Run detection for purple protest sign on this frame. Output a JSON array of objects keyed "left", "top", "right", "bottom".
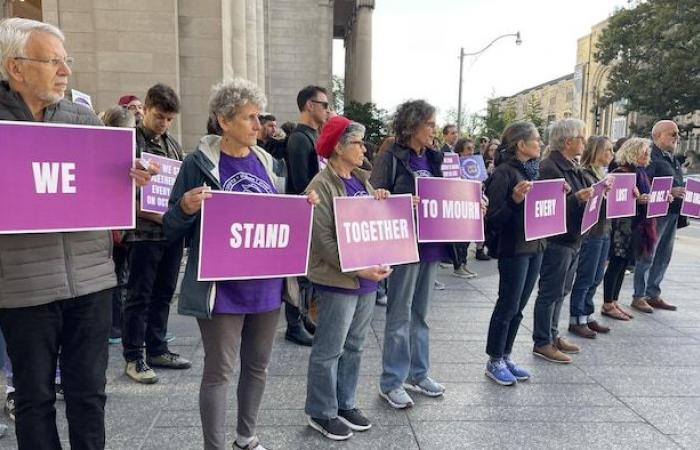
[
  {"left": 524, "top": 179, "right": 567, "bottom": 241},
  {"left": 140, "top": 154, "right": 182, "bottom": 215},
  {"left": 580, "top": 179, "right": 607, "bottom": 234},
  {"left": 459, "top": 155, "right": 488, "bottom": 181},
  {"left": 681, "top": 178, "right": 700, "bottom": 218},
  {"left": 415, "top": 177, "right": 484, "bottom": 242},
  {"left": 647, "top": 176, "right": 673, "bottom": 218},
  {"left": 441, "top": 153, "right": 460, "bottom": 178},
  {"left": 334, "top": 194, "right": 419, "bottom": 272},
  {"left": 198, "top": 191, "right": 313, "bottom": 280},
  {"left": 606, "top": 172, "right": 636, "bottom": 219},
  {"left": 0, "top": 121, "right": 135, "bottom": 234}
]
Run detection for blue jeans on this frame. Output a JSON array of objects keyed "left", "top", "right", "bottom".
[
  {"left": 486, "top": 253, "right": 543, "bottom": 359},
  {"left": 570, "top": 235, "right": 610, "bottom": 322},
  {"left": 533, "top": 242, "right": 580, "bottom": 348},
  {"left": 305, "top": 290, "right": 375, "bottom": 419},
  {"left": 634, "top": 213, "right": 678, "bottom": 299},
  {"left": 380, "top": 261, "right": 438, "bottom": 393}
]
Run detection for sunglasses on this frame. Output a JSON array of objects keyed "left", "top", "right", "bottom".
[{"left": 311, "top": 100, "right": 329, "bottom": 110}]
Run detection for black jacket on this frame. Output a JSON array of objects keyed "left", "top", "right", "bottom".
[
  {"left": 485, "top": 158, "right": 545, "bottom": 258},
  {"left": 646, "top": 143, "right": 684, "bottom": 214},
  {"left": 285, "top": 124, "right": 318, "bottom": 194},
  {"left": 538, "top": 150, "right": 591, "bottom": 247},
  {"left": 370, "top": 142, "right": 444, "bottom": 194}
]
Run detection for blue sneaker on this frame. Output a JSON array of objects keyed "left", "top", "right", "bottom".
[
  {"left": 504, "top": 358, "right": 531, "bottom": 381},
  {"left": 485, "top": 359, "right": 517, "bottom": 386}
]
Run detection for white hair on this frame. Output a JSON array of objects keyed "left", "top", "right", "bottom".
[
  {"left": 209, "top": 77, "right": 267, "bottom": 122},
  {"left": 651, "top": 120, "right": 677, "bottom": 140},
  {"left": 548, "top": 118, "right": 585, "bottom": 153},
  {"left": 0, "top": 18, "right": 65, "bottom": 81}
]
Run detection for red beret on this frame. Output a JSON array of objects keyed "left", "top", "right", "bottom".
[
  {"left": 118, "top": 95, "right": 140, "bottom": 106},
  {"left": 316, "top": 115, "right": 352, "bottom": 159}
]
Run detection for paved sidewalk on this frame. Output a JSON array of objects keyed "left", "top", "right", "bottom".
[{"left": 2, "top": 222, "right": 700, "bottom": 449}]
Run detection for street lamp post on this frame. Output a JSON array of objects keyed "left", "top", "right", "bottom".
[{"left": 457, "top": 31, "right": 522, "bottom": 133}]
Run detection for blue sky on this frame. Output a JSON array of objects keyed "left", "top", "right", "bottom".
[{"left": 333, "top": 0, "right": 629, "bottom": 121}]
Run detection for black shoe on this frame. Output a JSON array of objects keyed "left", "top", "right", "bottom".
[
  {"left": 4, "top": 392, "right": 15, "bottom": 422},
  {"left": 475, "top": 249, "right": 491, "bottom": 261},
  {"left": 303, "top": 315, "right": 316, "bottom": 335},
  {"left": 307, "top": 416, "right": 353, "bottom": 441},
  {"left": 338, "top": 408, "right": 372, "bottom": 431},
  {"left": 285, "top": 324, "right": 313, "bottom": 346}
]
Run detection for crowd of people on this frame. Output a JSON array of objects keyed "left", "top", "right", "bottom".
[{"left": 0, "top": 17, "right": 690, "bottom": 450}]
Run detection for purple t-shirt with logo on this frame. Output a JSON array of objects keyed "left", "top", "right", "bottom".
[
  {"left": 409, "top": 151, "right": 450, "bottom": 263},
  {"left": 213, "top": 150, "right": 283, "bottom": 315},
  {"left": 315, "top": 174, "right": 378, "bottom": 296}
]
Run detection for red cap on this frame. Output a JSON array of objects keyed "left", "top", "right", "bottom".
[
  {"left": 118, "top": 95, "right": 140, "bottom": 106},
  {"left": 316, "top": 115, "right": 352, "bottom": 159}
]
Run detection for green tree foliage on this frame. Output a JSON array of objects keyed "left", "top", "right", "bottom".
[
  {"left": 343, "top": 101, "right": 389, "bottom": 146},
  {"left": 331, "top": 75, "right": 345, "bottom": 113},
  {"left": 443, "top": 107, "right": 485, "bottom": 138},
  {"left": 523, "top": 94, "right": 546, "bottom": 136},
  {"left": 595, "top": 0, "right": 700, "bottom": 123},
  {"left": 483, "top": 98, "right": 517, "bottom": 138}
]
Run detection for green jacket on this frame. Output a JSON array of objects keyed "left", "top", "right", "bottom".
[{"left": 305, "top": 164, "right": 375, "bottom": 290}]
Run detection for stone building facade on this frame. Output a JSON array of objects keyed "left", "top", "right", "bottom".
[
  {"left": 492, "top": 74, "right": 574, "bottom": 129},
  {"left": 1, "top": 0, "right": 375, "bottom": 150}
]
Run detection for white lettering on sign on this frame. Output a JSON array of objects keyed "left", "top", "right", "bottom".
[
  {"left": 588, "top": 196, "right": 599, "bottom": 212},
  {"left": 152, "top": 185, "right": 171, "bottom": 196},
  {"left": 616, "top": 188, "right": 628, "bottom": 202},
  {"left": 535, "top": 199, "right": 556, "bottom": 218},
  {"left": 650, "top": 191, "right": 666, "bottom": 202},
  {"left": 229, "top": 223, "right": 290, "bottom": 248},
  {"left": 32, "top": 162, "right": 76, "bottom": 194},
  {"left": 420, "top": 199, "right": 439, "bottom": 218},
  {"left": 442, "top": 200, "right": 480, "bottom": 219},
  {"left": 692, "top": 192, "right": 700, "bottom": 205},
  {"left": 342, "top": 219, "right": 410, "bottom": 243}
]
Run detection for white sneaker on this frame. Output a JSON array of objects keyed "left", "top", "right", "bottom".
[
  {"left": 379, "top": 387, "right": 414, "bottom": 409},
  {"left": 433, "top": 280, "right": 446, "bottom": 290}
]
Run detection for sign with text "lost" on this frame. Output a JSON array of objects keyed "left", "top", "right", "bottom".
[
  {"left": 198, "top": 191, "right": 313, "bottom": 281},
  {"left": 416, "top": 177, "right": 484, "bottom": 243},
  {"left": 333, "top": 194, "right": 419, "bottom": 272},
  {"left": 0, "top": 121, "right": 135, "bottom": 234},
  {"left": 524, "top": 179, "right": 567, "bottom": 241}
]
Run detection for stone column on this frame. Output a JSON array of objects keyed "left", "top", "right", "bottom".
[
  {"left": 349, "top": 0, "right": 374, "bottom": 104},
  {"left": 256, "top": 0, "right": 265, "bottom": 92},
  {"left": 231, "top": 0, "right": 247, "bottom": 78},
  {"left": 344, "top": 26, "right": 355, "bottom": 103},
  {"left": 245, "top": 0, "right": 258, "bottom": 83}
]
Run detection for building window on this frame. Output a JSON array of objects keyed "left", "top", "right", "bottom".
[
  {"left": 3, "top": 0, "right": 42, "bottom": 20},
  {"left": 564, "top": 111, "right": 572, "bottom": 118}
]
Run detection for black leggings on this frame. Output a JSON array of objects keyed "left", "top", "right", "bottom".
[{"left": 603, "top": 255, "right": 628, "bottom": 302}]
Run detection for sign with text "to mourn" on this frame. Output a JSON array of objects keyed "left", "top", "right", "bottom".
[
  {"left": 198, "top": 191, "right": 313, "bottom": 281},
  {"left": 0, "top": 121, "right": 135, "bottom": 234},
  {"left": 646, "top": 176, "right": 673, "bottom": 218},
  {"left": 606, "top": 172, "right": 636, "bottom": 219},
  {"left": 333, "top": 194, "right": 419, "bottom": 272},
  {"left": 415, "top": 177, "right": 484, "bottom": 243},
  {"left": 139, "top": 154, "right": 182, "bottom": 215},
  {"left": 524, "top": 179, "right": 567, "bottom": 241}
]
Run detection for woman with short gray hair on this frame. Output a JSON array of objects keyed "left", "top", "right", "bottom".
[{"left": 163, "top": 77, "right": 318, "bottom": 450}]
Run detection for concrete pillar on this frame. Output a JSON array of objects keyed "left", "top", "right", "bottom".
[
  {"left": 351, "top": 0, "right": 373, "bottom": 104},
  {"left": 231, "top": 0, "right": 247, "bottom": 78},
  {"left": 344, "top": 26, "right": 355, "bottom": 103},
  {"left": 256, "top": 0, "right": 265, "bottom": 92},
  {"left": 246, "top": 0, "right": 258, "bottom": 83}
]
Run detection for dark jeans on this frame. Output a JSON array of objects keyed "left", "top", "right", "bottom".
[
  {"left": 0, "top": 289, "right": 111, "bottom": 450},
  {"left": 533, "top": 242, "right": 580, "bottom": 347},
  {"left": 570, "top": 235, "right": 610, "bottom": 321},
  {"left": 451, "top": 242, "right": 469, "bottom": 270},
  {"left": 603, "top": 255, "right": 628, "bottom": 302},
  {"left": 111, "top": 244, "right": 129, "bottom": 339},
  {"left": 123, "top": 240, "right": 183, "bottom": 362},
  {"left": 486, "top": 253, "right": 543, "bottom": 359}
]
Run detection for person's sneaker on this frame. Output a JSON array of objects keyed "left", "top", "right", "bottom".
[
  {"left": 463, "top": 266, "right": 478, "bottom": 278},
  {"left": 379, "top": 387, "right": 414, "bottom": 409},
  {"left": 404, "top": 376, "right": 445, "bottom": 397},
  {"left": 452, "top": 265, "right": 477, "bottom": 279},
  {"left": 587, "top": 320, "right": 610, "bottom": 334},
  {"left": 568, "top": 323, "right": 597, "bottom": 339},
  {"left": 4, "top": 392, "right": 15, "bottom": 421},
  {"left": 532, "top": 344, "right": 572, "bottom": 364},
  {"left": 233, "top": 437, "right": 267, "bottom": 449},
  {"left": 338, "top": 408, "right": 372, "bottom": 431},
  {"left": 631, "top": 297, "right": 654, "bottom": 313},
  {"left": 125, "top": 359, "right": 158, "bottom": 384},
  {"left": 485, "top": 359, "right": 517, "bottom": 386},
  {"left": 307, "top": 416, "right": 353, "bottom": 441},
  {"left": 433, "top": 280, "right": 446, "bottom": 290},
  {"left": 555, "top": 337, "right": 581, "bottom": 354},
  {"left": 475, "top": 248, "right": 491, "bottom": 261},
  {"left": 376, "top": 295, "right": 388, "bottom": 306},
  {"left": 108, "top": 336, "right": 122, "bottom": 345},
  {"left": 147, "top": 351, "right": 192, "bottom": 369},
  {"left": 55, "top": 383, "right": 64, "bottom": 400},
  {"left": 504, "top": 358, "right": 531, "bottom": 381}
]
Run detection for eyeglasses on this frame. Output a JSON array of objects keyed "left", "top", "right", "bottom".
[
  {"left": 14, "top": 56, "right": 74, "bottom": 68},
  {"left": 347, "top": 140, "right": 366, "bottom": 147},
  {"left": 311, "top": 100, "right": 330, "bottom": 110}
]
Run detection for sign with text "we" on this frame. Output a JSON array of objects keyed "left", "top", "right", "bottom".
[{"left": 0, "top": 121, "right": 135, "bottom": 234}]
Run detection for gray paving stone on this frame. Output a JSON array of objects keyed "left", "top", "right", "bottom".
[
  {"left": 622, "top": 397, "right": 700, "bottom": 435},
  {"left": 582, "top": 366, "right": 700, "bottom": 397},
  {"left": 668, "top": 434, "right": 700, "bottom": 449}
]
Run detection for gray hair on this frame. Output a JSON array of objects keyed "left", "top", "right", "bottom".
[
  {"left": 651, "top": 120, "right": 677, "bottom": 139},
  {"left": 208, "top": 77, "right": 267, "bottom": 123},
  {"left": 329, "top": 122, "right": 366, "bottom": 159},
  {"left": 0, "top": 18, "right": 65, "bottom": 81},
  {"left": 548, "top": 118, "right": 585, "bottom": 153},
  {"left": 616, "top": 137, "right": 650, "bottom": 166},
  {"left": 392, "top": 99, "right": 436, "bottom": 145},
  {"left": 101, "top": 105, "right": 136, "bottom": 128}
]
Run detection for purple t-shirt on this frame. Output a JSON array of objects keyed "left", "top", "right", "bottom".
[
  {"left": 315, "top": 175, "right": 378, "bottom": 296},
  {"left": 409, "top": 151, "right": 450, "bottom": 263},
  {"left": 212, "top": 150, "right": 283, "bottom": 315}
]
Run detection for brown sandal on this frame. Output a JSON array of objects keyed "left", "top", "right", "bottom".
[{"left": 601, "top": 304, "right": 630, "bottom": 321}]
